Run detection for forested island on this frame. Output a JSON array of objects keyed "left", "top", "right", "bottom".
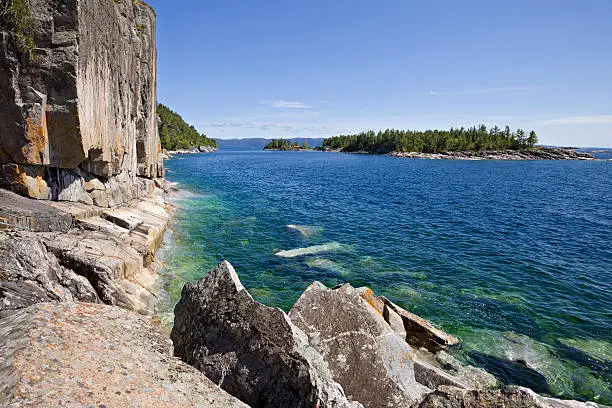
[
  {"left": 323, "top": 125, "right": 538, "bottom": 153},
  {"left": 321, "top": 126, "right": 595, "bottom": 160},
  {"left": 263, "top": 138, "right": 312, "bottom": 150},
  {"left": 157, "top": 103, "right": 217, "bottom": 151}
]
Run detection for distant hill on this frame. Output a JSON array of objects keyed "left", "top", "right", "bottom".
[
  {"left": 578, "top": 147, "right": 612, "bottom": 160},
  {"left": 158, "top": 104, "right": 217, "bottom": 150},
  {"left": 215, "top": 138, "right": 324, "bottom": 150}
]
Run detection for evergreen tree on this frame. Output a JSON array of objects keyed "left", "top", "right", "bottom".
[
  {"left": 322, "top": 125, "right": 540, "bottom": 154},
  {"left": 157, "top": 103, "right": 217, "bottom": 150}
]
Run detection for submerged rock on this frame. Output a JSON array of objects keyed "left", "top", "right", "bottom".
[
  {"left": 0, "top": 302, "right": 247, "bottom": 407},
  {"left": 171, "top": 260, "right": 360, "bottom": 408},
  {"left": 286, "top": 224, "right": 323, "bottom": 238},
  {"left": 306, "top": 258, "right": 349, "bottom": 276},
  {"left": 289, "top": 282, "right": 430, "bottom": 407},
  {"left": 413, "top": 385, "right": 601, "bottom": 408},
  {"left": 414, "top": 349, "right": 498, "bottom": 390},
  {"left": 276, "top": 242, "right": 344, "bottom": 258}
]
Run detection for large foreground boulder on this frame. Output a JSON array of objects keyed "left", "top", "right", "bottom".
[
  {"left": 289, "top": 282, "right": 430, "bottom": 407},
  {"left": 0, "top": 302, "right": 248, "bottom": 407},
  {"left": 413, "top": 386, "right": 601, "bottom": 408},
  {"left": 171, "top": 260, "right": 360, "bottom": 408}
]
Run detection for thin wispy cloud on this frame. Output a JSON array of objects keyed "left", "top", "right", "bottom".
[
  {"left": 536, "top": 115, "right": 612, "bottom": 126},
  {"left": 428, "top": 86, "right": 531, "bottom": 96},
  {"left": 261, "top": 100, "right": 313, "bottom": 109}
]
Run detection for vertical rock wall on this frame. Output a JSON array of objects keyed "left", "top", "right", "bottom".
[{"left": 0, "top": 0, "right": 162, "bottom": 205}]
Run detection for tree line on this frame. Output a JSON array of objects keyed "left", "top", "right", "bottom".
[
  {"left": 263, "top": 139, "right": 310, "bottom": 150},
  {"left": 322, "top": 125, "right": 538, "bottom": 154},
  {"left": 157, "top": 103, "right": 217, "bottom": 150}
]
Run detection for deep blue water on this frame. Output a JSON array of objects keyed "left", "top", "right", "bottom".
[{"left": 159, "top": 151, "right": 612, "bottom": 403}]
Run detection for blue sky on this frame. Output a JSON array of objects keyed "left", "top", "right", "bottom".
[{"left": 147, "top": 0, "right": 612, "bottom": 147}]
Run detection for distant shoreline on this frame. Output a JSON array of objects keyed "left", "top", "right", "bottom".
[
  {"left": 388, "top": 148, "right": 596, "bottom": 161},
  {"left": 318, "top": 147, "right": 595, "bottom": 160}
]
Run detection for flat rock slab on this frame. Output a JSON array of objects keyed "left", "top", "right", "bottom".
[
  {"left": 289, "top": 282, "right": 430, "bottom": 408},
  {"left": 102, "top": 208, "right": 144, "bottom": 230},
  {"left": 45, "top": 200, "right": 104, "bottom": 220},
  {"left": 0, "top": 189, "right": 73, "bottom": 232},
  {"left": 381, "top": 297, "right": 459, "bottom": 352},
  {"left": 275, "top": 242, "right": 344, "bottom": 258},
  {"left": 0, "top": 302, "right": 248, "bottom": 407},
  {"left": 77, "top": 216, "right": 130, "bottom": 238},
  {"left": 132, "top": 199, "right": 171, "bottom": 220},
  {"left": 171, "top": 260, "right": 360, "bottom": 408}
]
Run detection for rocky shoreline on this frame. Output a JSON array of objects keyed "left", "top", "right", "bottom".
[
  {"left": 3, "top": 252, "right": 606, "bottom": 406},
  {"left": 0, "top": 180, "right": 175, "bottom": 317},
  {"left": 162, "top": 146, "right": 219, "bottom": 159},
  {"left": 389, "top": 148, "right": 596, "bottom": 160}
]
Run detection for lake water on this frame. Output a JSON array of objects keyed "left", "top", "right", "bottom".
[{"left": 159, "top": 151, "right": 611, "bottom": 404}]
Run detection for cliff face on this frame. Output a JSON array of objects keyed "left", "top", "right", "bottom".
[{"left": 0, "top": 0, "right": 163, "bottom": 206}]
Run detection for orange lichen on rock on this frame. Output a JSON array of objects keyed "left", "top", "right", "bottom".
[
  {"left": 24, "top": 115, "right": 49, "bottom": 165},
  {"left": 357, "top": 286, "right": 385, "bottom": 315}
]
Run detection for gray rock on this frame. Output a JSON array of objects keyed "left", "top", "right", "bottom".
[
  {"left": 0, "top": 188, "right": 73, "bottom": 232},
  {"left": 44, "top": 229, "right": 157, "bottom": 315},
  {"left": 82, "top": 177, "right": 105, "bottom": 192},
  {"left": 0, "top": 302, "right": 248, "bottom": 407},
  {"left": 412, "top": 386, "right": 602, "bottom": 408},
  {"left": 77, "top": 216, "right": 130, "bottom": 238},
  {"left": 289, "top": 282, "right": 430, "bottom": 408},
  {"left": 426, "top": 350, "right": 498, "bottom": 389},
  {"left": 0, "top": 231, "right": 99, "bottom": 313},
  {"left": 171, "top": 260, "right": 360, "bottom": 408},
  {"left": 413, "top": 359, "right": 470, "bottom": 390},
  {"left": 381, "top": 297, "right": 459, "bottom": 352},
  {"left": 389, "top": 149, "right": 595, "bottom": 161},
  {"left": 102, "top": 208, "right": 144, "bottom": 230}
]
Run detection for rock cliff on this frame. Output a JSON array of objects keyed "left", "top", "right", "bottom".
[{"left": 0, "top": 0, "right": 163, "bottom": 206}]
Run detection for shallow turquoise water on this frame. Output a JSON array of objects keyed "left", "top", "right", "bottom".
[{"left": 159, "top": 151, "right": 611, "bottom": 403}]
